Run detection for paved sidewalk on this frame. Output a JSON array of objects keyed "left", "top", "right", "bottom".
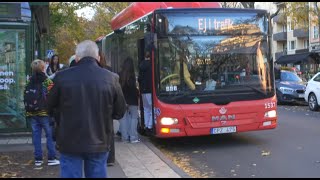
[
  {"left": 115, "top": 138, "right": 180, "bottom": 178},
  {"left": 0, "top": 121, "right": 188, "bottom": 178}
]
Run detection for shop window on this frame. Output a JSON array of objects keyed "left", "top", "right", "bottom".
[{"left": 0, "top": 28, "right": 27, "bottom": 130}]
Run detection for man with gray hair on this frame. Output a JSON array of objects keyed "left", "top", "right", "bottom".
[{"left": 48, "top": 40, "right": 126, "bottom": 178}]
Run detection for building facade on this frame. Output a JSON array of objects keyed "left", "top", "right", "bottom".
[
  {"left": 309, "top": 2, "right": 320, "bottom": 53},
  {"left": 273, "top": 2, "right": 320, "bottom": 80},
  {"left": 0, "top": 2, "right": 49, "bottom": 132}
]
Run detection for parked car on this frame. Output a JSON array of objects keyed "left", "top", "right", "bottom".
[
  {"left": 304, "top": 72, "right": 320, "bottom": 111},
  {"left": 275, "top": 70, "right": 307, "bottom": 104}
]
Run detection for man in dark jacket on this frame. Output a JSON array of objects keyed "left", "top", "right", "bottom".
[
  {"left": 47, "top": 40, "right": 126, "bottom": 178},
  {"left": 138, "top": 51, "right": 153, "bottom": 135}
]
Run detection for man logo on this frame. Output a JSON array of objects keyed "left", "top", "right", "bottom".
[
  {"left": 212, "top": 107, "right": 236, "bottom": 121},
  {"left": 219, "top": 107, "right": 227, "bottom": 114},
  {"left": 212, "top": 115, "right": 236, "bottom": 121}
]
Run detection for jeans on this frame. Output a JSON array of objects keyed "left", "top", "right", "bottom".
[
  {"left": 29, "top": 116, "right": 56, "bottom": 160},
  {"left": 60, "top": 152, "right": 109, "bottom": 178},
  {"left": 142, "top": 93, "right": 152, "bottom": 129},
  {"left": 120, "top": 105, "right": 139, "bottom": 141}
]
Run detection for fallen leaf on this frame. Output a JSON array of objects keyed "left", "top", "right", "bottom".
[
  {"left": 233, "top": 174, "right": 237, "bottom": 176},
  {"left": 251, "top": 175, "right": 256, "bottom": 177},
  {"left": 315, "top": 161, "right": 320, "bottom": 163},
  {"left": 252, "top": 163, "right": 257, "bottom": 166},
  {"left": 1, "top": 173, "right": 6, "bottom": 178},
  {"left": 236, "top": 164, "right": 240, "bottom": 167},
  {"left": 0, "top": 155, "right": 9, "bottom": 160},
  {"left": 230, "top": 169, "right": 235, "bottom": 173},
  {"left": 261, "top": 150, "right": 271, "bottom": 156},
  {"left": 1, "top": 172, "right": 17, "bottom": 178},
  {"left": 27, "top": 160, "right": 33, "bottom": 165},
  {"left": 193, "top": 151, "right": 199, "bottom": 154},
  {"left": 10, "top": 173, "right": 17, "bottom": 177},
  {"left": 202, "top": 151, "right": 205, "bottom": 154}
]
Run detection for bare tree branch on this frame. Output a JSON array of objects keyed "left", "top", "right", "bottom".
[{"left": 240, "top": 2, "right": 255, "bottom": 9}]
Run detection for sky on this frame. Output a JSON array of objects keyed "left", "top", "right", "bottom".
[{"left": 75, "top": 6, "right": 95, "bottom": 20}]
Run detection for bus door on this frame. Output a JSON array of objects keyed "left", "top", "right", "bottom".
[{"left": 137, "top": 38, "right": 146, "bottom": 132}]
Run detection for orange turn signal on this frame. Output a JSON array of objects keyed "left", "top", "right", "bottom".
[{"left": 161, "top": 128, "right": 170, "bottom": 133}]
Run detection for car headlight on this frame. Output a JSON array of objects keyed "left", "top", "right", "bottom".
[
  {"left": 160, "top": 117, "right": 178, "bottom": 125},
  {"left": 279, "top": 87, "right": 294, "bottom": 93}
]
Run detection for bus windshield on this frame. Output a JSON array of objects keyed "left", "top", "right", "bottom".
[{"left": 155, "top": 10, "right": 274, "bottom": 104}]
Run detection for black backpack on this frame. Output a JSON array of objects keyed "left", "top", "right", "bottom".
[{"left": 24, "top": 82, "right": 47, "bottom": 112}]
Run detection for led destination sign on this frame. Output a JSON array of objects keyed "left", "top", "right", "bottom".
[
  {"left": 198, "top": 18, "right": 233, "bottom": 32},
  {"left": 157, "top": 12, "right": 267, "bottom": 36}
]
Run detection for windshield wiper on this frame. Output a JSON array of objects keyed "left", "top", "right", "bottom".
[
  {"left": 243, "top": 85, "right": 267, "bottom": 96},
  {"left": 169, "top": 91, "right": 193, "bottom": 102}
]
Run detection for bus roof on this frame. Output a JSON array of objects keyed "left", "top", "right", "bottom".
[
  {"left": 110, "top": 2, "right": 221, "bottom": 30},
  {"left": 95, "top": 35, "right": 105, "bottom": 42}
]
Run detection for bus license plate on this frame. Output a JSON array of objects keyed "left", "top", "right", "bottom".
[{"left": 211, "top": 126, "right": 237, "bottom": 134}]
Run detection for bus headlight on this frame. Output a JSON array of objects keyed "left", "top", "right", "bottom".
[
  {"left": 264, "top": 110, "right": 277, "bottom": 118},
  {"left": 160, "top": 117, "right": 178, "bottom": 125}
]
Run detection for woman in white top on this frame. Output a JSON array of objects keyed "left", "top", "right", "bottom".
[{"left": 46, "top": 55, "right": 63, "bottom": 79}]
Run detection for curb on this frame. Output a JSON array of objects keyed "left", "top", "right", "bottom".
[
  {"left": 0, "top": 132, "right": 32, "bottom": 138},
  {"left": 140, "top": 135, "right": 191, "bottom": 178}
]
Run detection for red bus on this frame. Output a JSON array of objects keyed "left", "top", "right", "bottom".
[{"left": 96, "top": 2, "right": 277, "bottom": 138}]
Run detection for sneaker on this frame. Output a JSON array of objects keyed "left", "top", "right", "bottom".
[
  {"left": 35, "top": 160, "right": 43, "bottom": 166},
  {"left": 107, "top": 162, "right": 115, "bottom": 166},
  {"left": 130, "top": 139, "right": 141, "bottom": 143},
  {"left": 116, "top": 131, "right": 121, "bottom": 137},
  {"left": 48, "top": 159, "right": 60, "bottom": 166}
]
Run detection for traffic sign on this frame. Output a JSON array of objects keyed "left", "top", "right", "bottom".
[{"left": 47, "top": 50, "right": 54, "bottom": 59}]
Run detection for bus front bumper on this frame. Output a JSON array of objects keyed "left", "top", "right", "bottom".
[{"left": 155, "top": 119, "right": 277, "bottom": 138}]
